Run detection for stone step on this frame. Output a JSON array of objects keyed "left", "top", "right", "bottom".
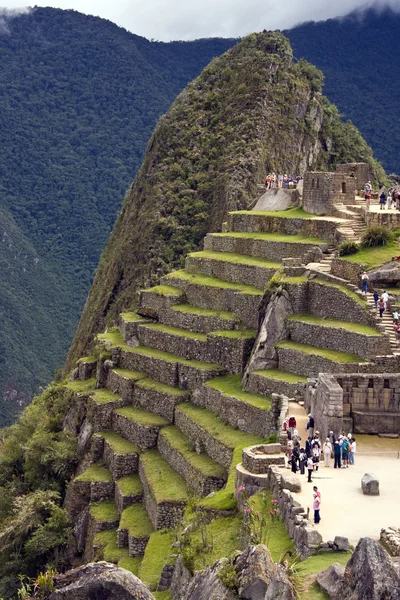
[
  {"left": 203, "top": 231, "right": 329, "bottom": 261},
  {"left": 160, "top": 303, "right": 240, "bottom": 333},
  {"left": 118, "top": 503, "right": 154, "bottom": 556},
  {"left": 157, "top": 426, "right": 227, "bottom": 496},
  {"left": 197, "top": 374, "right": 277, "bottom": 437},
  {"left": 136, "top": 323, "right": 256, "bottom": 374},
  {"left": 90, "top": 500, "right": 120, "bottom": 534},
  {"left": 139, "top": 450, "right": 188, "bottom": 530},
  {"left": 77, "top": 356, "right": 97, "bottom": 381},
  {"left": 106, "top": 368, "right": 147, "bottom": 403},
  {"left": 174, "top": 403, "right": 264, "bottom": 470},
  {"left": 73, "top": 464, "right": 114, "bottom": 507},
  {"left": 134, "top": 377, "right": 189, "bottom": 421},
  {"left": 116, "top": 342, "right": 226, "bottom": 389},
  {"left": 88, "top": 389, "right": 125, "bottom": 431},
  {"left": 161, "top": 270, "right": 262, "bottom": 329},
  {"left": 286, "top": 314, "right": 390, "bottom": 360},
  {"left": 138, "top": 285, "right": 186, "bottom": 320},
  {"left": 115, "top": 475, "right": 143, "bottom": 513},
  {"left": 247, "top": 368, "right": 307, "bottom": 398},
  {"left": 119, "top": 312, "right": 152, "bottom": 344},
  {"left": 112, "top": 406, "right": 169, "bottom": 451},
  {"left": 275, "top": 340, "right": 367, "bottom": 378},
  {"left": 185, "top": 250, "right": 279, "bottom": 289},
  {"left": 92, "top": 431, "right": 141, "bottom": 480}
]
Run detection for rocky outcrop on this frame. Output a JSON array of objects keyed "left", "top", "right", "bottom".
[
  {"left": 317, "top": 537, "right": 400, "bottom": 600},
  {"left": 381, "top": 527, "right": 400, "bottom": 556},
  {"left": 48, "top": 562, "right": 155, "bottom": 599},
  {"left": 367, "top": 261, "right": 400, "bottom": 285},
  {"left": 236, "top": 545, "right": 277, "bottom": 599}
]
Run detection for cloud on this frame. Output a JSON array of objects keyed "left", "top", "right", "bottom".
[
  {"left": 1, "top": 0, "right": 400, "bottom": 40},
  {"left": 0, "top": 6, "right": 32, "bottom": 35}
]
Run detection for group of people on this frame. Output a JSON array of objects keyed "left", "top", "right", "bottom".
[
  {"left": 371, "top": 289, "right": 391, "bottom": 318},
  {"left": 364, "top": 181, "right": 400, "bottom": 210},
  {"left": 265, "top": 173, "right": 302, "bottom": 189},
  {"left": 284, "top": 414, "right": 357, "bottom": 525}
]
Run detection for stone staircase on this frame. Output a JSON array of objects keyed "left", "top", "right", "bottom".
[
  {"left": 65, "top": 206, "right": 396, "bottom": 589},
  {"left": 366, "top": 292, "right": 400, "bottom": 355}
]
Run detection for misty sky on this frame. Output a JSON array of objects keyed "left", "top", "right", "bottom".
[{"left": 2, "top": 0, "right": 400, "bottom": 40}]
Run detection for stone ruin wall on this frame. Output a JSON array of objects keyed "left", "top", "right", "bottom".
[
  {"left": 302, "top": 172, "right": 356, "bottom": 214},
  {"left": 336, "top": 162, "right": 371, "bottom": 192}
]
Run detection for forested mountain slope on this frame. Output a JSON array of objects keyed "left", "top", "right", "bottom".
[
  {"left": 286, "top": 7, "right": 400, "bottom": 174},
  {"left": 0, "top": 7, "right": 236, "bottom": 422},
  {"left": 66, "top": 31, "right": 385, "bottom": 369}
]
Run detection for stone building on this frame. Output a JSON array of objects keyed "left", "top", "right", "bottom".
[
  {"left": 336, "top": 162, "right": 371, "bottom": 192},
  {"left": 302, "top": 171, "right": 356, "bottom": 214}
]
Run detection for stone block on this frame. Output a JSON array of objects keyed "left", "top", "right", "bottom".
[
  {"left": 361, "top": 472, "right": 380, "bottom": 495},
  {"left": 280, "top": 472, "right": 301, "bottom": 493},
  {"left": 333, "top": 536, "right": 350, "bottom": 551}
]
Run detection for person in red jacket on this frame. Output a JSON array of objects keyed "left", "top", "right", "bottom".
[{"left": 288, "top": 415, "right": 296, "bottom": 438}]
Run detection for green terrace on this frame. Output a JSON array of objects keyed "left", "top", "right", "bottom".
[
  {"left": 94, "top": 530, "right": 138, "bottom": 570},
  {"left": 341, "top": 237, "right": 400, "bottom": 270},
  {"left": 139, "top": 323, "right": 208, "bottom": 342},
  {"left": 200, "top": 444, "right": 243, "bottom": 512},
  {"left": 142, "top": 285, "right": 183, "bottom": 297},
  {"left": 163, "top": 270, "right": 263, "bottom": 295},
  {"left": 120, "top": 504, "right": 154, "bottom": 538},
  {"left": 251, "top": 368, "right": 308, "bottom": 384},
  {"left": 64, "top": 377, "right": 96, "bottom": 395},
  {"left": 116, "top": 475, "right": 143, "bottom": 497},
  {"left": 169, "top": 304, "right": 239, "bottom": 321},
  {"left": 135, "top": 378, "right": 188, "bottom": 397},
  {"left": 91, "top": 388, "right": 121, "bottom": 405},
  {"left": 114, "top": 406, "right": 169, "bottom": 428},
  {"left": 275, "top": 340, "right": 365, "bottom": 363},
  {"left": 207, "top": 231, "right": 328, "bottom": 244},
  {"left": 77, "top": 355, "right": 96, "bottom": 364},
  {"left": 90, "top": 500, "right": 119, "bottom": 523},
  {"left": 208, "top": 329, "right": 256, "bottom": 339},
  {"left": 138, "top": 530, "right": 175, "bottom": 589},
  {"left": 187, "top": 249, "right": 281, "bottom": 269},
  {"left": 112, "top": 368, "right": 147, "bottom": 380},
  {"left": 95, "top": 431, "right": 140, "bottom": 454},
  {"left": 228, "top": 207, "right": 316, "bottom": 218},
  {"left": 75, "top": 464, "right": 112, "bottom": 483},
  {"left": 159, "top": 426, "right": 226, "bottom": 478},
  {"left": 311, "top": 277, "right": 366, "bottom": 306},
  {"left": 120, "top": 311, "right": 148, "bottom": 322},
  {"left": 286, "top": 314, "right": 382, "bottom": 335},
  {"left": 205, "top": 374, "right": 272, "bottom": 410},
  {"left": 177, "top": 403, "right": 264, "bottom": 449},
  {"left": 140, "top": 450, "right": 188, "bottom": 503}
]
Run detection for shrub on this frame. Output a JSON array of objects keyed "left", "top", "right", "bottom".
[
  {"left": 361, "top": 226, "right": 393, "bottom": 248},
  {"left": 338, "top": 240, "right": 359, "bottom": 256}
]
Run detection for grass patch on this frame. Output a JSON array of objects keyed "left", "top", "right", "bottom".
[
  {"left": 177, "top": 403, "right": 264, "bottom": 449},
  {"left": 249, "top": 490, "right": 294, "bottom": 561},
  {"left": 164, "top": 270, "right": 263, "bottom": 296},
  {"left": 140, "top": 450, "right": 188, "bottom": 503},
  {"left": 97, "top": 331, "right": 125, "bottom": 346},
  {"left": 205, "top": 374, "right": 272, "bottom": 410},
  {"left": 209, "top": 231, "right": 327, "bottom": 244},
  {"left": 143, "top": 285, "right": 183, "bottom": 297},
  {"left": 287, "top": 314, "right": 381, "bottom": 336},
  {"left": 112, "top": 368, "right": 146, "bottom": 380},
  {"left": 300, "top": 551, "right": 351, "bottom": 576},
  {"left": 64, "top": 377, "right": 96, "bottom": 394},
  {"left": 77, "top": 355, "right": 96, "bottom": 364},
  {"left": 120, "top": 311, "right": 147, "bottom": 322},
  {"left": 341, "top": 238, "right": 399, "bottom": 270},
  {"left": 96, "top": 431, "right": 140, "bottom": 454},
  {"left": 276, "top": 340, "right": 364, "bottom": 363},
  {"left": 94, "top": 529, "right": 129, "bottom": 563},
  {"left": 135, "top": 378, "right": 188, "bottom": 397},
  {"left": 282, "top": 275, "right": 309, "bottom": 285},
  {"left": 209, "top": 329, "right": 257, "bottom": 339},
  {"left": 188, "top": 249, "right": 281, "bottom": 269},
  {"left": 118, "top": 556, "right": 142, "bottom": 575},
  {"left": 115, "top": 406, "right": 169, "bottom": 427},
  {"left": 252, "top": 368, "right": 307, "bottom": 384},
  {"left": 229, "top": 207, "right": 316, "bottom": 219},
  {"left": 140, "top": 323, "right": 207, "bottom": 342},
  {"left": 139, "top": 529, "right": 175, "bottom": 588},
  {"left": 75, "top": 464, "right": 112, "bottom": 483},
  {"left": 91, "top": 388, "right": 121, "bottom": 405},
  {"left": 200, "top": 444, "right": 243, "bottom": 511},
  {"left": 153, "top": 593, "right": 172, "bottom": 600},
  {"left": 116, "top": 474, "right": 143, "bottom": 497},
  {"left": 312, "top": 278, "right": 366, "bottom": 307},
  {"left": 120, "top": 504, "right": 154, "bottom": 538},
  {"left": 170, "top": 303, "right": 239, "bottom": 321},
  {"left": 159, "top": 427, "right": 226, "bottom": 478},
  {"left": 90, "top": 500, "right": 119, "bottom": 522},
  {"left": 191, "top": 516, "right": 243, "bottom": 571}
]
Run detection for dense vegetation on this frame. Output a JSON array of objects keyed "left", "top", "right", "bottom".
[
  {"left": 287, "top": 7, "right": 400, "bottom": 174},
  {"left": 0, "top": 7, "right": 236, "bottom": 422},
  {"left": 66, "top": 30, "right": 385, "bottom": 369}
]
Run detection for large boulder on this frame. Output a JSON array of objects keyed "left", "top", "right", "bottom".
[
  {"left": 368, "top": 261, "right": 400, "bottom": 285},
  {"left": 49, "top": 562, "right": 155, "bottom": 600},
  {"left": 361, "top": 473, "right": 379, "bottom": 495},
  {"left": 180, "top": 559, "right": 237, "bottom": 600},
  {"left": 236, "top": 545, "right": 276, "bottom": 599},
  {"left": 280, "top": 472, "right": 302, "bottom": 493},
  {"left": 316, "top": 563, "right": 345, "bottom": 598},
  {"left": 264, "top": 564, "right": 296, "bottom": 600}
]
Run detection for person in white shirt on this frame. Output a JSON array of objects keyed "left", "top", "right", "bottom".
[
  {"left": 382, "top": 291, "right": 390, "bottom": 311},
  {"left": 349, "top": 438, "right": 356, "bottom": 465},
  {"left": 323, "top": 439, "right": 332, "bottom": 467}
]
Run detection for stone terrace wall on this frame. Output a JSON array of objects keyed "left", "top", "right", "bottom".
[
  {"left": 336, "top": 162, "right": 371, "bottom": 192},
  {"left": 365, "top": 211, "right": 400, "bottom": 230},
  {"left": 303, "top": 172, "right": 356, "bottom": 214},
  {"left": 307, "top": 281, "right": 373, "bottom": 326},
  {"left": 331, "top": 258, "right": 365, "bottom": 286}
]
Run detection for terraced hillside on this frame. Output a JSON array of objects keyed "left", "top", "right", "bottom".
[{"left": 64, "top": 204, "right": 396, "bottom": 593}]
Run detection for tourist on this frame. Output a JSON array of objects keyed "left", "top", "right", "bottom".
[
  {"left": 341, "top": 436, "right": 350, "bottom": 468},
  {"left": 334, "top": 441, "right": 341, "bottom": 469},
  {"left": 365, "top": 181, "right": 372, "bottom": 195},
  {"left": 313, "top": 485, "right": 321, "bottom": 500},
  {"left": 382, "top": 290, "right": 390, "bottom": 311},
  {"left": 312, "top": 442, "right": 321, "bottom": 471},
  {"left": 286, "top": 440, "right": 293, "bottom": 467},
  {"left": 288, "top": 415, "right": 297, "bottom": 437},
  {"left": 379, "top": 298, "right": 385, "bottom": 319},
  {"left": 292, "top": 429, "right": 301, "bottom": 447},
  {"left": 373, "top": 290, "right": 379, "bottom": 309},
  {"left": 306, "top": 414, "right": 314, "bottom": 438},
  {"left": 349, "top": 437, "right": 356, "bottom": 465},
  {"left": 323, "top": 438, "right": 332, "bottom": 467},
  {"left": 291, "top": 452, "right": 298, "bottom": 473},
  {"left": 307, "top": 456, "right": 314, "bottom": 482},
  {"left": 312, "top": 431, "right": 321, "bottom": 447},
  {"left": 265, "top": 174, "right": 271, "bottom": 190},
  {"left": 278, "top": 173, "right": 283, "bottom": 188},
  {"left": 361, "top": 272, "right": 369, "bottom": 295},
  {"left": 388, "top": 190, "right": 393, "bottom": 209},
  {"left": 313, "top": 492, "right": 321, "bottom": 524},
  {"left": 299, "top": 447, "right": 306, "bottom": 474},
  {"left": 305, "top": 438, "right": 311, "bottom": 458},
  {"left": 283, "top": 174, "right": 289, "bottom": 189},
  {"left": 379, "top": 190, "right": 387, "bottom": 209},
  {"left": 395, "top": 323, "right": 400, "bottom": 345},
  {"left": 393, "top": 310, "right": 399, "bottom": 324}
]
